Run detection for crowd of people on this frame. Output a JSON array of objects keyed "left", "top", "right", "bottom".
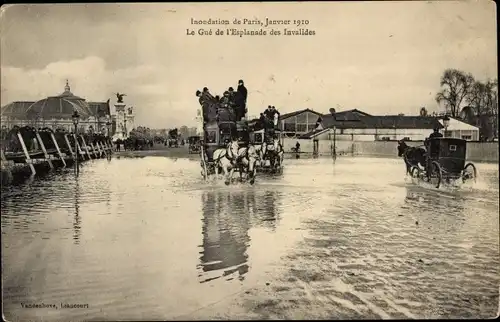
[
  {"left": 195, "top": 80, "right": 282, "bottom": 131},
  {"left": 196, "top": 79, "right": 248, "bottom": 124}
]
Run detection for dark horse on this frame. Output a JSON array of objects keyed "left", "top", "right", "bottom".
[{"left": 397, "top": 140, "right": 427, "bottom": 175}]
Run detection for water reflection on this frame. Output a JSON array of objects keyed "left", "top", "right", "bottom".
[
  {"left": 198, "top": 189, "right": 252, "bottom": 283},
  {"left": 252, "top": 190, "right": 281, "bottom": 231},
  {"left": 197, "top": 188, "right": 283, "bottom": 283},
  {"left": 404, "top": 186, "right": 465, "bottom": 211}
]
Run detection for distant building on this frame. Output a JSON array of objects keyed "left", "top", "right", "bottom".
[
  {"left": 1, "top": 80, "right": 136, "bottom": 139},
  {"left": 277, "top": 108, "right": 323, "bottom": 138},
  {"left": 300, "top": 109, "right": 445, "bottom": 141},
  {"left": 1, "top": 81, "right": 111, "bottom": 134},
  {"left": 439, "top": 117, "right": 480, "bottom": 141}
]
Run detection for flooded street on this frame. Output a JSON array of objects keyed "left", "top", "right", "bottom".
[{"left": 1, "top": 156, "right": 499, "bottom": 320}]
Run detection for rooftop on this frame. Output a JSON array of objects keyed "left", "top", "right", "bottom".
[{"left": 278, "top": 108, "right": 322, "bottom": 121}]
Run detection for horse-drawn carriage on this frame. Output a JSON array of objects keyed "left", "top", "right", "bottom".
[
  {"left": 249, "top": 127, "right": 284, "bottom": 173},
  {"left": 409, "top": 137, "right": 477, "bottom": 188},
  {"left": 188, "top": 136, "right": 201, "bottom": 154},
  {"left": 199, "top": 119, "right": 258, "bottom": 185},
  {"left": 168, "top": 129, "right": 179, "bottom": 148}
]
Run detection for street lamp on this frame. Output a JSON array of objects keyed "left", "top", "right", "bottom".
[
  {"left": 72, "top": 110, "right": 80, "bottom": 175},
  {"left": 329, "top": 108, "right": 337, "bottom": 160},
  {"left": 443, "top": 114, "right": 450, "bottom": 137},
  {"left": 105, "top": 118, "right": 112, "bottom": 158}
]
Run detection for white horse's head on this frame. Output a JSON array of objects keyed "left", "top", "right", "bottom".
[{"left": 226, "top": 139, "right": 239, "bottom": 159}]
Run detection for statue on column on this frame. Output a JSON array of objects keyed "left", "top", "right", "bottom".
[
  {"left": 128, "top": 106, "right": 133, "bottom": 115},
  {"left": 116, "top": 93, "right": 126, "bottom": 103}
]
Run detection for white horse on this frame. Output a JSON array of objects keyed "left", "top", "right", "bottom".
[
  {"left": 262, "top": 138, "right": 284, "bottom": 170},
  {"left": 234, "top": 143, "right": 259, "bottom": 184},
  {"left": 212, "top": 139, "right": 240, "bottom": 185}
]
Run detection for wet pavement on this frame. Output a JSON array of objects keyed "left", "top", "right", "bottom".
[{"left": 1, "top": 156, "right": 498, "bottom": 320}]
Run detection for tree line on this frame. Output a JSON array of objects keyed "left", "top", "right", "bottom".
[{"left": 426, "top": 68, "right": 497, "bottom": 140}]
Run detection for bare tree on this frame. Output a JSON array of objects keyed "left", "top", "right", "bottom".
[
  {"left": 435, "top": 69, "right": 475, "bottom": 117},
  {"left": 463, "top": 79, "right": 498, "bottom": 140}
]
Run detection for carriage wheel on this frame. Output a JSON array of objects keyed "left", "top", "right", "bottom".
[
  {"left": 462, "top": 163, "right": 477, "bottom": 183},
  {"left": 430, "top": 161, "right": 442, "bottom": 189}
]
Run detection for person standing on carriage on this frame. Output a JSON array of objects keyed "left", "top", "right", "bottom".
[
  {"left": 237, "top": 80, "right": 248, "bottom": 103},
  {"left": 228, "top": 87, "right": 236, "bottom": 102},
  {"left": 263, "top": 105, "right": 280, "bottom": 127},
  {"left": 202, "top": 87, "right": 215, "bottom": 102},
  {"left": 220, "top": 91, "right": 231, "bottom": 107},
  {"left": 233, "top": 88, "right": 246, "bottom": 121},
  {"left": 227, "top": 87, "right": 238, "bottom": 117},
  {"left": 196, "top": 90, "right": 203, "bottom": 104},
  {"left": 237, "top": 80, "right": 248, "bottom": 120}
]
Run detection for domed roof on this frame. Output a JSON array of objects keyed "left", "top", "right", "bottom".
[
  {"left": 1, "top": 101, "right": 35, "bottom": 119},
  {"left": 25, "top": 80, "right": 94, "bottom": 120}
]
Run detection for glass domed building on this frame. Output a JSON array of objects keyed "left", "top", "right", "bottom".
[{"left": 1, "top": 80, "right": 112, "bottom": 134}]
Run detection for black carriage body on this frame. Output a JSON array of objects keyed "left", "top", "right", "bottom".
[
  {"left": 202, "top": 120, "right": 251, "bottom": 161},
  {"left": 427, "top": 138, "right": 467, "bottom": 178},
  {"left": 249, "top": 128, "right": 282, "bottom": 145},
  {"left": 188, "top": 136, "right": 201, "bottom": 153},
  {"left": 203, "top": 121, "right": 220, "bottom": 162},
  {"left": 236, "top": 121, "right": 249, "bottom": 147}
]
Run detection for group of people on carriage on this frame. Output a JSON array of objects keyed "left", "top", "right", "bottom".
[{"left": 196, "top": 79, "right": 248, "bottom": 125}]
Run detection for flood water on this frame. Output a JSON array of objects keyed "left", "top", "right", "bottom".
[{"left": 1, "top": 156, "right": 499, "bottom": 320}]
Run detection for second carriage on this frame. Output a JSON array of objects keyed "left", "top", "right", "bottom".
[
  {"left": 199, "top": 120, "right": 257, "bottom": 184},
  {"left": 410, "top": 137, "right": 477, "bottom": 188},
  {"left": 249, "top": 127, "right": 284, "bottom": 174},
  {"left": 188, "top": 136, "right": 201, "bottom": 154}
]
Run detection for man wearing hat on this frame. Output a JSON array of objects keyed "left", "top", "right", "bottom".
[
  {"left": 263, "top": 105, "right": 280, "bottom": 123},
  {"left": 201, "top": 87, "right": 216, "bottom": 103},
  {"left": 236, "top": 80, "right": 248, "bottom": 120},
  {"left": 197, "top": 89, "right": 217, "bottom": 123}
]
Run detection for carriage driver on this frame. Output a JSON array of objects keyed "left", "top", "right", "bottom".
[
  {"left": 423, "top": 126, "right": 444, "bottom": 168},
  {"left": 262, "top": 105, "right": 280, "bottom": 139},
  {"left": 428, "top": 127, "right": 444, "bottom": 140},
  {"left": 424, "top": 127, "right": 443, "bottom": 151}
]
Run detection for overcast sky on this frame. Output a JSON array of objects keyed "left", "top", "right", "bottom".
[{"left": 1, "top": 1, "right": 496, "bottom": 128}]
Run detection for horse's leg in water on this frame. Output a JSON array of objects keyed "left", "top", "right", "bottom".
[
  {"left": 223, "top": 162, "right": 233, "bottom": 185},
  {"left": 214, "top": 159, "right": 220, "bottom": 181},
  {"left": 270, "top": 152, "right": 276, "bottom": 170},
  {"left": 241, "top": 157, "right": 250, "bottom": 181},
  {"left": 404, "top": 152, "right": 411, "bottom": 175},
  {"left": 239, "top": 163, "right": 244, "bottom": 182}
]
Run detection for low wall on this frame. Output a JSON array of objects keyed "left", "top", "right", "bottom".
[
  {"left": 282, "top": 138, "right": 355, "bottom": 156},
  {"left": 282, "top": 138, "right": 498, "bottom": 162}
]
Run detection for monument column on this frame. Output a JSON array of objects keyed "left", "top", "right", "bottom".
[
  {"left": 114, "top": 102, "right": 126, "bottom": 139},
  {"left": 125, "top": 106, "right": 135, "bottom": 135},
  {"left": 112, "top": 92, "right": 127, "bottom": 140}
]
